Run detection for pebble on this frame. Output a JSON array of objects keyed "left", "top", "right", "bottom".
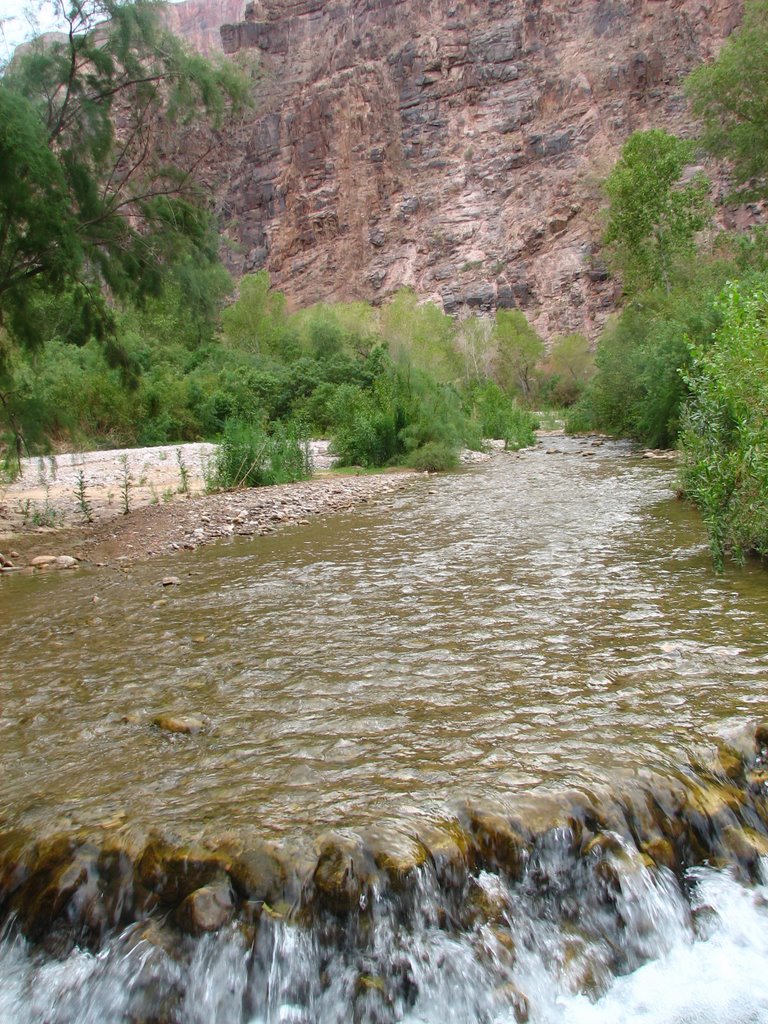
[
  {"left": 162, "top": 576, "right": 181, "bottom": 587},
  {"left": 28, "top": 554, "right": 78, "bottom": 570},
  {"left": 152, "top": 714, "right": 204, "bottom": 735}
]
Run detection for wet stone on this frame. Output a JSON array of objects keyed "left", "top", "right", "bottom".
[
  {"left": 312, "top": 833, "right": 376, "bottom": 914},
  {"left": 138, "top": 842, "right": 232, "bottom": 905},
  {"left": 152, "top": 714, "right": 204, "bottom": 735},
  {"left": 175, "top": 878, "right": 234, "bottom": 935},
  {"left": 230, "top": 841, "right": 292, "bottom": 906}
]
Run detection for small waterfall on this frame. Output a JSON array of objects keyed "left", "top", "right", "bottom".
[{"left": 2, "top": 727, "right": 768, "bottom": 1023}]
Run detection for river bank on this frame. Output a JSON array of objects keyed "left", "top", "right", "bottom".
[
  {"left": 0, "top": 438, "right": 518, "bottom": 572},
  {"left": 0, "top": 465, "right": 417, "bottom": 572}
]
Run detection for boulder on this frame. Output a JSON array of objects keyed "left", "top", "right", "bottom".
[{"left": 175, "top": 878, "right": 234, "bottom": 935}]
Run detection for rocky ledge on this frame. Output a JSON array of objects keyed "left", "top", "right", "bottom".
[{"left": 2, "top": 723, "right": 767, "bottom": 984}]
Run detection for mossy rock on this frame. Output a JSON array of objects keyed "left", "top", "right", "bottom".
[
  {"left": 363, "top": 830, "right": 429, "bottom": 888},
  {"left": 465, "top": 809, "right": 529, "bottom": 878},
  {"left": 312, "top": 832, "right": 377, "bottom": 915},
  {"left": 464, "top": 876, "right": 513, "bottom": 928},
  {"left": 494, "top": 982, "right": 530, "bottom": 1023},
  {"left": 0, "top": 828, "right": 36, "bottom": 905},
  {"left": 639, "top": 836, "right": 678, "bottom": 872},
  {"left": 719, "top": 825, "right": 768, "bottom": 876},
  {"left": 14, "top": 842, "right": 100, "bottom": 943},
  {"left": 138, "top": 841, "right": 233, "bottom": 906},
  {"left": 474, "top": 924, "right": 516, "bottom": 970},
  {"left": 416, "top": 819, "right": 476, "bottom": 882},
  {"left": 175, "top": 876, "right": 234, "bottom": 936},
  {"left": 230, "top": 841, "right": 293, "bottom": 906}
]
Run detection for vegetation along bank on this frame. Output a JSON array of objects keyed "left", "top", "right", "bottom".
[{"left": 2, "top": 2, "right": 768, "bottom": 568}]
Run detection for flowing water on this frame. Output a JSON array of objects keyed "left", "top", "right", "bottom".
[{"left": 1, "top": 434, "right": 768, "bottom": 1023}]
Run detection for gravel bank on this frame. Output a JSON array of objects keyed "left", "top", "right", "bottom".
[{"left": 0, "top": 440, "right": 418, "bottom": 570}]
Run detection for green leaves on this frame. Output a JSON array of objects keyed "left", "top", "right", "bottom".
[
  {"left": 680, "top": 278, "right": 768, "bottom": 566},
  {"left": 686, "top": 1, "right": 768, "bottom": 199},
  {"left": 603, "top": 130, "right": 712, "bottom": 295},
  {"left": 0, "top": 0, "right": 249, "bottom": 351}
]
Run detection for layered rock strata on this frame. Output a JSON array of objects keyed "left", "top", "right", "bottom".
[{"left": 168, "top": 0, "right": 742, "bottom": 336}]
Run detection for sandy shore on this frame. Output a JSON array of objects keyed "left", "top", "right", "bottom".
[{"left": 0, "top": 440, "right": 422, "bottom": 572}]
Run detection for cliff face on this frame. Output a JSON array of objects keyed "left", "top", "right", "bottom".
[{"left": 168, "top": 0, "right": 742, "bottom": 335}]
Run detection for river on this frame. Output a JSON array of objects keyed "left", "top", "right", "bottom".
[{"left": 1, "top": 433, "right": 767, "bottom": 1022}]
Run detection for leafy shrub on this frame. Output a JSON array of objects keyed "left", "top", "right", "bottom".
[
  {"left": 680, "top": 277, "right": 768, "bottom": 567},
  {"left": 406, "top": 442, "right": 459, "bottom": 472},
  {"left": 469, "top": 380, "right": 536, "bottom": 449},
  {"left": 211, "top": 418, "right": 309, "bottom": 490},
  {"left": 567, "top": 268, "right": 728, "bottom": 447},
  {"left": 328, "top": 381, "right": 404, "bottom": 467}
]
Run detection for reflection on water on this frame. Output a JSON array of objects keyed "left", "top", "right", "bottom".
[{"left": 1, "top": 435, "right": 767, "bottom": 841}]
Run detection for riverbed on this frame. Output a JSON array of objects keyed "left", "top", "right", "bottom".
[{"left": 1, "top": 433, "right": 767, "bottom": 1023}]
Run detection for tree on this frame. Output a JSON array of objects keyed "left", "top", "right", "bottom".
[
  {"left": 680, "top": 277, "right": 768, "bottom": 567},
  {"left": 0, "top": 0, "right": 248, "bottom": 354},
  {"left": 686, "top": 1, "right": 768, "bottom": 199},
  {"left": 493, "top": 309, "right": 544, "bottom": 401},
  {"left": 379, "top": 288, "right": 460, "bottom": 383},
  {"left": 221, "top": 271, "right": 290, "bottom": 359},
  {"left": 603, "top": 130, "right": 711, "bottom": 294}
]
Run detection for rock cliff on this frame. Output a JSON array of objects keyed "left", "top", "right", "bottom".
[{"left": 166, "top": 0, "right": 743, "bottom": 336}]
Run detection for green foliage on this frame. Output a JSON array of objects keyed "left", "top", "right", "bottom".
[
  {"left": 566, "top": 266, "right": 729, "bottom": 447},
  {"left": 406, "top": 442, "right": 459, "bottom": 472},
  {"left": 74, "top": 471, "right": 95, "bottom": 524},
  {"left": 686, "top": 1, "right": 768, "bottom": 199},
  {"left": 380, "top": 289, "right": 460, "bottom": 382},
  {"left": 456, "top": 315, "right": 495, "bottom": 384},
  {"left": 493, "top": 310, "right": 545, "bottom": 400},
  {"left": 468, "top": 380, "right": 536, "bottom": 450},
  {"left": 680, "top": 277, "right": 768, "bottom": 567},
  {"left": 603, "top": 130, "right": 711, "bottom": 294},
  {"left": 212, "top": 419, "right": 310, "bottom": 489},
  {"left": 543, "top": 333, "right": 595, "bottom": 406},
  {"left": 328, "top": 377, "right": 405, "bottom": 468},
  {"left": 221, "top": 272, "right": 292, "bottom": 358},
  {"left": 0, "top": 0, "right": 248, "bottom": 353}
]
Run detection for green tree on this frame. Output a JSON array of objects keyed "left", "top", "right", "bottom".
[
  {"left": 603, "top": 130, "right": 711, "bottom": 294},
  {"left": 379, "top": 288, "right": 460, "bottom": 383},
  {"left": 493, "top": 309, "right": 544, "bottom": 401},
  {"left": 0, "top": 0, "right": 247, "bottom": 353},
  {"left": 221, "top": 272, "right": 291, "bottom": 359},
  {"left": 686, "top": 1, "right": 768, "bottom": 199},
  {"left": 680, "top": 277, "right": 768, "bottom": 567}
]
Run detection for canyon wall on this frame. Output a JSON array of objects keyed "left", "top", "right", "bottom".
[{"left": 168, "top": 0, "right": 743, "bottom": 336}]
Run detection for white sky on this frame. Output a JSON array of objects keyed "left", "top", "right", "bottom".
[
  {"left": 0, "top": 0, "right": 186, "bottom": 63},
  {"left": 0, "top": 1, "right": 65, "bottom": 61}
]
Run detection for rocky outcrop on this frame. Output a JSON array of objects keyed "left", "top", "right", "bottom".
[{"left": 166, "top": 0, "right": 744, "bottom": 336}]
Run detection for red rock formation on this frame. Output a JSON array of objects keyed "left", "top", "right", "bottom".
[{"left": 164, "top": 0, "right": 744, "bottom": 336}]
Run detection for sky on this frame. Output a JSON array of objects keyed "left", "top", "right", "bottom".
[
  {"left": 0, "top": 0, "right": 186, "bottom": 63},
  {"left": 0, "top": 1, "right": 65, "bottom": 61}
]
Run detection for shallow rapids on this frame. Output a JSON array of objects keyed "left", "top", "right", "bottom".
[
  {"left": 2, "top": 434, "right": 768, "bottom": 1023},
  {"left": 1, "top": 435, "right": 768, "bottom": 841}
]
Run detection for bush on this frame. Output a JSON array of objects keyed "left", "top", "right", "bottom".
[
  {"left": 328, "top": 380, "right": 404, "bottom": 467},
  {"left": 468, "top": 380, "right": 536, "bottom": 449},
  {"left": 211, "top": 418, "right": 310, "bottom": 490},
  {"left": 406, "top": 442, "right": 459, "bottom": 472},
  {"left": 680, "top": 277, "right": 768, "bottom": 567},
  {"left": 567, "top": 267, "right": 729, "bottom": 447}
]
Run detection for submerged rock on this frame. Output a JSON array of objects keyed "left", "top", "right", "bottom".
[{"left": 152, "top": 714, "right": 204, "bottom": 735}]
